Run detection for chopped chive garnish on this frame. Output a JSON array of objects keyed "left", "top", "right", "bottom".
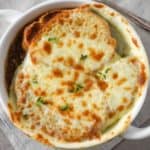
[
  {"left": 32, "top": 79, "right": 38, "bottom": 84},
  {"left": 32, "top": 76, "right": 38, "bottom": 84},
  {"left": 96, "top": 72, "right": 106, "bottom": 80},
  {"left": 36, "top": 97, "right": 45, "bottom": 106},
  {"left": 75, "top": 83, "right": 84, "bottom": 92},
  {"left": 80, "top": 54, "right": 88, "bottom": 61},
  {"left": 69, "top": 83, "right": 84, "bottom": 93},
  {"left": 105, "top": 68, "right": 111, "bottom": 73},
  {"left": 60, "top": 104, "right": 69, "bottom": 111},
  {"left": 96, "top": 67, "right": 111, "bottom": 80},
  {"left": 48, "top": 37, "right": 59, "bottom": 42}
]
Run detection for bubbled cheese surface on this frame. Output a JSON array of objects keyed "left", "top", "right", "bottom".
[{"left": 8, "top": 5, "right": 145, "bottom": 146}]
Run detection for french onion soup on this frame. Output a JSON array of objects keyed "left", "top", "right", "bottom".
[{"left": 5, "top": 4, "right": 147, "bottom": 147}]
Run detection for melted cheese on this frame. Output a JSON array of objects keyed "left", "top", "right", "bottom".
[{"left": 8, "top": 5, "right": 145, "bottom": 146}]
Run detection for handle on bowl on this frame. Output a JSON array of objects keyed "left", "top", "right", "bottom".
[
  {"left": 124, "top": 125, "right": 150, "bottom": 139},
  {"left": 0, "top": 9, "right": 22, "bottom": 24}
]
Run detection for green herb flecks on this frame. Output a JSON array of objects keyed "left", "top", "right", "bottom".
[
  {"left": 69, "top": 83, "right": 84, "bottom": 93},
  {"left": 105, "top": 67, "right": 111, "bottom": 74},
  {"left": 96, "top": 71, "right": 106, "bottom": 80},
  {"left": 32, "top": 78, "right": 38, "bottom": 84},
  {"left": 48, "top": 37, "right": 59, "bottom": 43},
  {"left": 80, "top": 54, "right": 88, "bottom": 61},
  {"left": 60, "top": 104, "right": 69, "bottom": 111},
  {"left": 22, "top": 114, "right": 28, "bottom": 120},
  {"left": 32, "top": 75, "right": 38, "bottom": 84},
  {"left": 96, "top": 67, "right": 111, "bottom": 80},
  {"left": 36, "top": 97, "right": 45, "bottom": 106}
]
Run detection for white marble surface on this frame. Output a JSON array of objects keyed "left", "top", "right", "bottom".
[{"left": 0, "top": 0, "right": 150, "bottom": 150}]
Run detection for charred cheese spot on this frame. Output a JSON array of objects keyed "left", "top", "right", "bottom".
[
  {"left": 138, "top": 63, "right": 147, "bottom": 86},
  {"left": 22, "top": 82, "right": 30, "bottom": 91},
  {"left": 132, "top": 37, "right": 139, "bottom": 48},
  {"left": 89, "top": 48, "right": 104, "bottom": 61},
  {"left": 97, "top": 80, "right": 108, "bottom": 91},
  {"left": 61, "top": 32, "right": 66, "bottom": 37},
  {"left": 110, "top": 12, "right": 115, "bottom": 16},
  {"left": 36, "top": 134, "right": 52, "bottom": 146},
  {"left": 36, "top": 134, "right": 43, "bottom": 140},
  {"left": 58, "top": 41, "right": 64, "bottom": 48},
  {"left": 61, "top": 80, "right": 74, "bottom": 87},
  {"left": 12, "top": 112, "right": 21, "bottom": 123},
  {"left": 92, "top": 103, "right": 99, "bottom": 110},
  {"left": 64, "top": 118, "right": 72, "bottom": 125},
  {"left": 76, "top": 114, "right": 81, "bottom": 120},
  {"left": 19, "top": 97, "right": 26, "bottom": 103},
  {"left": 129, "top": 57, "right": 138, "bottom": 64},
  {"left": 108, "top": 38, "right": 116, "bottom": 47},
  {"left": 108, "top": 112, "right": 116, "bottom": 119},
  {"left": 58, "top": 18, "right": 65, "bottom": 25},
  {"left": 117, "top": 78, "right": 127, "bottom": 85},
  {"left": 94, "top": 3, "right": 105, "bottom": 8},
  {"left": 112, "top": 73, "right": 118, "bottom": 79},
  {"left": 84, "top": 79, "right": 94, "bottom": 91},
  {"left": 91, "top": 113, "right": 101, "bottom": 123},
  {"left": 82, "top": 110, "right": 90, "bottom": 116},
  {"left": 124, "top": 86, "right": 132, "bottom": 91},
  {"left": 34, "top": 88, "right": 47, "bottom": 97},
  {"left": 73, "top": 64, "right": 84, "bottom": 71},
  {"left": 117, "top": 105, "right": 124, "bottom": 112},
  {"left": 30, "top": 50, "right": 38, "bottom": 64},
  {"left": 57, "top": 56, "right": 64, "bottom": 63},
  {"left": 52, "top": 68, "right": 63, "bottom": 78},
  {"left": 73, "top": 71, "right": 79, "bottom": 81},
  {"left": 78, "top": 43, "right": 84, "bottom": 49},
  {"left": 89, "top": 33, "right": 97, "bottom": 40},
  {"left": 74, "top": 91, "right": 84, "bottom": 97},
  {"left": 45, "top": 100, "right": 53, "bottom": 105},
  {"left": 122, "top": 97, "right": 129, "bottom": 103},
  {"left": 74, "top": 31, "right": 80, "bottom": 38},
  {"left": 81, "top": 101, "right": 87, "bottom": 107},
  {"left": 55, "top": 88, "right": 64, "bottom": 95},
  {"left": 66, "top": 57, "right": 75, "bottom": 66},
  {"left": 31, "top": 124, "right": 35, "bottom": 129},
  {"left": 18, "top": 72, "right": 24, "bottom": 79},
  {"left": 43, "top": 42, "right": 52, "bottom": 54}
]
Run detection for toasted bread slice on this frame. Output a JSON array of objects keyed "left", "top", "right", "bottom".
[
  {"left": 22, "top": 6, "right": 116, "bottom": 71},
  {"left": 22, "top": 10, "right": 61, "bottom": 50}
]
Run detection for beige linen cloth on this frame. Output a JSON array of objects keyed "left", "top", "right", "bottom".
[{"left": 0, "top": 0, "right": 150, "bottom": 149}]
